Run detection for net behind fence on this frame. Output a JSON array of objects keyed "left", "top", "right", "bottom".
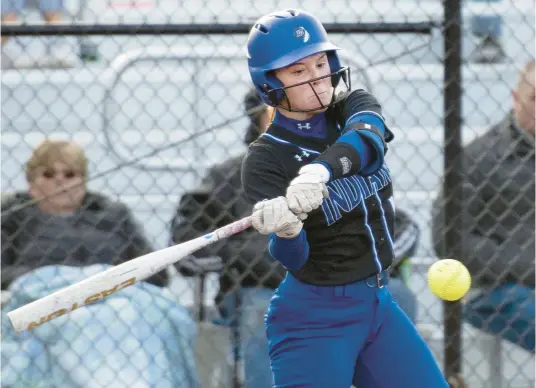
[{"left": 1, "top": 1, "right": 534, "bottom": 388}]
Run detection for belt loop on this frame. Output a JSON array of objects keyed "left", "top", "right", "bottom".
[
  {"left": 376, "top": 273, "right": 384, "bottom": 289},
  {"left": 367, "top": 271, "right": 389, "bottom": 289}
]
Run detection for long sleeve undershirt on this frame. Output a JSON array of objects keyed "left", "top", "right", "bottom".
[{"left": 268, "top": 229, "right": 309, "bottom": 270}]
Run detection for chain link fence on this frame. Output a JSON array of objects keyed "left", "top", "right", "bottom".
[{"left": 1, "top": 1, "right": 534, "bottom": 387}]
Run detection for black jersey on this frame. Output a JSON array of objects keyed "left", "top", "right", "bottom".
[{"left": 241, "top": 90, "right": 395, "bottom": 286}]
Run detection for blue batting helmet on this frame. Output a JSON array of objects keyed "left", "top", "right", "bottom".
[{"left": 247, "top": 9, "right": 349, "bottom": 109}]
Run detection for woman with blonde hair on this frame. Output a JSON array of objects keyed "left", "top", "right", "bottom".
[{"left": 1, "top": 139, "right": 168, "bottom": 288}]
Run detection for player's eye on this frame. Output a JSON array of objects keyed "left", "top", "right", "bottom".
[
  {"left": 292, "top": 69, "right": 304, "bottom": 76},
  {"left": 317, "top": 62, "right": 327, "bottom": 68}
]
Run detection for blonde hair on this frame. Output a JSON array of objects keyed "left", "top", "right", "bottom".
[
  {"left": 267, "top": 106, "right": 276, "bottom": 125},
  {"left": 25, "top": 140, "right": 88, "bottom": 182},
  {"left": 523, "top": 59, "right": 535, "bottom": 75},
  {"left": 517, "top": 59, "right": 535, "bottom": 90}
]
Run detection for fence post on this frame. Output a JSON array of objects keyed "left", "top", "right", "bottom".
[{"left": 442, "top": 0, "right": 463, "bottom": 383}]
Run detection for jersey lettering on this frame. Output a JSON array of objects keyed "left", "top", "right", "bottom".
[{"left": 321, "top": 164, "right": 392, "bottom": 225}]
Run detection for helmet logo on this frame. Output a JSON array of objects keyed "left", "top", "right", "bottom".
[{"left": 294, "top": 26, "right": 310, "bottom": 43}]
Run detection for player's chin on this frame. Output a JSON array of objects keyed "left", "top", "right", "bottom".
[
  {"left": 304, "top": 99, "right": 331, "bottom": 113},
  {"left": 309, "top": 106, "right": 329, "bottom": 114},
  {"left": 311, "top": 92, "right": 331, "bottom": 105}
]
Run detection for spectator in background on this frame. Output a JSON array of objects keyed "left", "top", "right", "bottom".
[
  {"left": 170, "top": 88, "right": 421, "bottom": 388},
  {"left": 389, "top": 207, "right": 421, "bottom": 324},
  {"left": 171, "top": 88, "right": 279, "bottom": 388},
  {"left": 432, "top": 60, "right": 535, "bottom": 352},
  {"left": 1, "top": 140, "right": 204, "bottom": 388},
  {"left": 1, "top": 0, "right": 79, "bottom": 69},
  {"left": 1, "top": 139, "right": 169, "bottom": 289},
  {"left": 469, "top": 0, "right": 505, "bottom": 64}
]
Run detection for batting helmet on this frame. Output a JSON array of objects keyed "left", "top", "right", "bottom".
[{"left": 246, "top": 9, "right": 350, "bottom": 110}]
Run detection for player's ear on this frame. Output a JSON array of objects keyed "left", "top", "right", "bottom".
[
  {"left": 265, "top": 71, "right": 287, "bottom": 106},
  {"left": 266, "top": 87, "right": 281, "bottom": 106}
]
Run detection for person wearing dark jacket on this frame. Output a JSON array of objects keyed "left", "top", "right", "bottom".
[
  {"left": 171, "top": 88, "right": 422, "bottom": 387},
  {"left": 171, "top": 89, "right": 277, "bottom": 388},
  {"left": 432, "top": 60, "right": 535, "bottom": 352},
  {"left": 1, "top": 140, "right": 168, "bottom": 289}
]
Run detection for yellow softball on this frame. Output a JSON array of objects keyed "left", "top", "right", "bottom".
[{"left": 427, "top": 259, "right": 471, "bottom": 301}]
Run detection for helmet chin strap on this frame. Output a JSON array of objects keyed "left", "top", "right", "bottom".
[
  {"left": 266, "top": 67, "right": 350, "bottom": 113},
  {"left": 278, "top": 89, "right": 331, "bottom": 113}
]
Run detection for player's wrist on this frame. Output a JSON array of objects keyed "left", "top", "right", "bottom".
[
  {"left": 314, "top": 143, "right": 361, "bottom": 180},
  {"left": 276, "top": 231, "right": 301, "bottom": 239},
  {"left": 275, "top": 223, "right": 303, "bottom": 238}
]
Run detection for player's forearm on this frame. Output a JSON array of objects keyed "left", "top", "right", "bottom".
[
  {"left": 268, "top": 230, "right": 309, "bottom": 270},
  {"left": 313, "top": 113, "right": 386, "bottom": 180},
  {"left": 340, "top": 111, "right": 386, "bottom": 173}
]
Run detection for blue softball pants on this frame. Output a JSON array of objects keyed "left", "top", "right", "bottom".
[{"left": 265, "top": 271, "right": 449, "bottom": 388}]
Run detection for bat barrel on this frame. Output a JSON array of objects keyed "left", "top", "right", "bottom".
[
  {"left": 7, "top": 216, "right": 252, "bottom": 333},
  {"left": 7, "top": 263, "right": 145, "bottom": 333}
]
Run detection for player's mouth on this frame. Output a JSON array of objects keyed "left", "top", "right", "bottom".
[{"left": 310, "top": 91, "right": 327, "bottom": 99}]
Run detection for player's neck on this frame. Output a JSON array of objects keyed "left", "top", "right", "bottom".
[
  {"left": 273, "top": 110, "right": 327, "bottom": 139},
  {"left": 276, "top": 108, "right": 325, "bottom": 121}
]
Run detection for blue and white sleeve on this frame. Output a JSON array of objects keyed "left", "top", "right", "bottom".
[{"left": 313, "top": 90, "right": 391, "bottom": 179}]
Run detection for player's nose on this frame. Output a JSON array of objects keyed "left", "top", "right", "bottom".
[{"left": 309, "top": 67, "right": 323, "bottom": 83}]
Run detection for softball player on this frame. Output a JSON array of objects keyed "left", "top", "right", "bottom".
[{"left": 241, "top": 9, "right": 449, "bottom": 388}]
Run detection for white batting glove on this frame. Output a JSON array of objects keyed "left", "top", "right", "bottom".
[
  {"left": 286, "top": 163, "right": 330, "bottom": 215},
  {"left": 251, "top": 197, "right": 303, "bottom": 238}
]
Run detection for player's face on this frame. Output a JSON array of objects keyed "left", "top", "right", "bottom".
[
  {"left": 274, "top": 52, "right": 333, "bottom": 113},
  {"left": 513, "top": 69, "right": 535, "bottom": 135}
]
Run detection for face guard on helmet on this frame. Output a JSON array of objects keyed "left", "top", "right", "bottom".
[{"left": 247, "top": 9, "right": 351, "bottom": 112}]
